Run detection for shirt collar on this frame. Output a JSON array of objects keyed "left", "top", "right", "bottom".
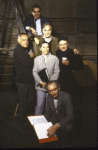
[
  {"left": 42, "top": 52, "right": 51, "bottom": 58},
  {"left": 34, "top": 17, "right": 40, "bottom": 21},
  {"left": 43, "top": 36, "right": 52, "bottom": 43}
]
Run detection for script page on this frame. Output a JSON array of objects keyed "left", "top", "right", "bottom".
[
  {"left": 34, "top": 122, "right": 54, "bottom": 139},
  {"left": 27, "top": 115, "right": 48, "bottom": 125}
]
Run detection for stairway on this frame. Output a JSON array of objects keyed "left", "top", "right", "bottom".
[
  {"left": 0, "top": 0, "right": 26, "bottom": 92},
  {"left": 0, "top": 48, "right": 16, "bottom": 91}
]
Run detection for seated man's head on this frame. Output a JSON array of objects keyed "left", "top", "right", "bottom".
[
  {"left": 42, "top": 22, "right": 52, "bottom": 38},
  {"left": 47, "top": 80, "right": 60, "bottom": 99},
  {"left": 40, "top": 42, "right": 49, "bottom": 55},
  {"left": 58, "top": 37, "right": 69, "bottom": 52},
  {"left": 32, "top": 5, "right": 41, "bottom": 19},
  {"left": 17, "top": 33, "right": 29, "bottom": 48}
]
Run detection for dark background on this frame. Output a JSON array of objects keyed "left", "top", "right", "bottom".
[{"left": 0, "top": 0, "right": 97, "bottom": 148}]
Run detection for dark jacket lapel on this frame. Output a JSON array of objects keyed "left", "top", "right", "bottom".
[
  {"left": 57, "top": 91, "right": 63, "bottom": 113},
  {"left": 49, "top": 95, "right": 57, "bottom": 114}
]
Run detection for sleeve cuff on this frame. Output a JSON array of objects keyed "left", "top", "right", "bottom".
[{"left": 25, "top": 26, "right": 30, "bottom": 30}]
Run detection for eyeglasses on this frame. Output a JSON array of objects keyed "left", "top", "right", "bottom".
[{"left": 48, "top": 88, "right": 58, "bottom": 94}]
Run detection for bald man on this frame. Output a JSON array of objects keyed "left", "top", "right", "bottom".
[{"left": 13, "top": 33, "right": 35, "bottom": 125}]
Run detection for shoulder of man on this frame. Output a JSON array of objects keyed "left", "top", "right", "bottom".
[
  {"left": 52, "top": 36, "right": 58, "bottom": 41},
  {"left": 34, "top": 54, "right": 42, "bottom": 60},
  {"left": 47, "top": 93, "right": 53, "bottom": 101},
  {"left": 27, "top": 14, "right": 34, "bottom": 19},
  {"left": 13, "top": 44, "right": 21, "bottom": 53},
  {"left": 67, "top": 47, "right": 74, "bottom": 53},
  {"left": 36, "top": 35, "right": 43, "bottom": 40},
  {"left": 40, "top": 16, "right": 48, "bottom": 21},
  {"left": 55, "top": 49, "right": 60, "bottom": 56},
  {"left": 60, "top": 91, "right": 71, "bottom": 98},
  {"left": 49, "top": 53, "right": 59, "bottom": 60}
]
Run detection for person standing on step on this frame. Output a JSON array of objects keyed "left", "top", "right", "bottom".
[{"left": 13, "top": 33, "right": 35, "bottom": 125}]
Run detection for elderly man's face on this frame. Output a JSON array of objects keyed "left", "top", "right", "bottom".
[
  {"left": 42, "top": 25, "right": 52, "bottom": 38},
  {"left": 47, "top": 83, "right": 60, "bottom": 99},
  {"left": 59, "top": 40, "right": 69, "bottom": 52},
  {"left": 32, "top": 7, "right": 41, "bottom": 19},
  {"left": 18, "top": 35, "right": 29, "bottom": 48}
]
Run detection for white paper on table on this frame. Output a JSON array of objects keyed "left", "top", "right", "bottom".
[
  {"left": 27, "top": 115, "right": 48, "bottom": 126},
  {"left": 34, "top": 122, "right": 53, "bottom": 139}
]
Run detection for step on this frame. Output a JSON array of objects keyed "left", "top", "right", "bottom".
[
  {"left": 0, "top": 49, "right": 14, "bottom": 56},
  {"left": 0, "top": 74, "right": 13, "bottom": 83},
  {"left": 0, "top": 57, "right": 14, "bottom": 65},
  {"left": 0, "top": 65, "right": 14, "bottom": 74},
  {"left": 0, "top": 83, "right": 17, "bottom": 92}
]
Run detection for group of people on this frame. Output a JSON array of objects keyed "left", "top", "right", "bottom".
[{"left": 13, "top": 5, "right": 84, "bottom": 147}]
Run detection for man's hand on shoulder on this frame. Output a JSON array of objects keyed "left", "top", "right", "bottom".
[
  {"left": 29, "top": 52, "right": 34, "bottom": 58},
  {"left": 73, "top": 48, "right": 79, "bottom": 54}
]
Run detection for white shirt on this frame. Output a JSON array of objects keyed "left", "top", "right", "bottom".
[
  {"left": 53, "top": 99, "right": 58, "bottom": 113},
  {"left": 25, "top": 18, "right": 42, "bottom": 35},
  {"left": 43, "top": 36, "right": 52, "bottom": 43},
  {"left": 42, "top": 54, "right": 47, "bottom": 64}
]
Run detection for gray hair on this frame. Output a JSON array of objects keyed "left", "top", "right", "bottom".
[
  {"left": 46, "top": 80, "right": 60, "bottom": 90},
  {"left": 17, "top": 33, "right": 28, "bottom": 39},
  {"left": 42, "top": 22, "right": 53, "bottom": 31}
]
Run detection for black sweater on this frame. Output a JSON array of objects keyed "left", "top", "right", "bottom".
[
  {"left": 13, "top": 43, "right": 34, "bottom": 83},
  {"left": 56, "top": 48, "right": 84, "bottom": 90},
  {"left": 56, "top": 48, "right": 84, "bottom": 71}
]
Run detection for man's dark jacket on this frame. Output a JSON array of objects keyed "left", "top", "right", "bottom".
[
  {"left": 56, "top": 48, "right": 84, "bottom": 93},
  {"left": 44, "top": 91, "right": 74, "bottom": 129},
  {"left": 23, "top": 14, "right": 49, "bottom": 31},
  {"left": 13, "top": 43, "right": 34, "bottom": 83}
]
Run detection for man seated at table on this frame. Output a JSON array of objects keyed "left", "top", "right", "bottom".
[{"left": 44, "top": 80, "right": 74, "bottom": 147}]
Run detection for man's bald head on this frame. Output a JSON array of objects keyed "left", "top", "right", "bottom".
[{"left": 17, "top": 34, "right": 29, "bottom": 48}]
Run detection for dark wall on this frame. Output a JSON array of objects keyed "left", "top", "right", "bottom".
[
  {"left": 0, "top": 0, "right": 97, "bottom": 59},
  {"left": 21, "top": 0, "right": 97, "bottom": 34}
]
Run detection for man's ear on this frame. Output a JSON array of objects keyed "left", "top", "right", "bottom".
[
  {"left": 40, "top": 47, "right": 42, "bottom": 51},
  {"left": 67, "top": 43, "right": 69, "bottom": 47},
  {"left": 17, "top": 38, "right": 21, "bottom": 44},
  {"left": 31, "top": 11, "right": 34, "bottom": 16},
  {"left": 42, "top": 29, "right": 44, "bottom": 34},
  {"left": 58, "top": 86, "right": 60, "bottom": 91}
]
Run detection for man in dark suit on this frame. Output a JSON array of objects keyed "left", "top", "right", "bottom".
[
  {"left": 23, "top": 5, "right": 49, "bottom": 36},
  {"left": 13, "top": 33, "right": 35, "bottom": 125},
  {"left": 44, "top": 80, "right": 74, "bottom": 147},
  {"left": 56, "top": 37, "right": 84, "bottom": 107}
]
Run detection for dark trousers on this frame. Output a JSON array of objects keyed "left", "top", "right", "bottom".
[
  {"left": 16, "top": 82, "right": 35, "bottom": 123},
  {"left": 56, "top": 124, "right": 74, "bottom": 147}
]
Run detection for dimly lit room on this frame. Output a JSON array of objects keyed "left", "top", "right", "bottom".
[{"left": 0, "top": 0, "right": 97, "bottom": 148}]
